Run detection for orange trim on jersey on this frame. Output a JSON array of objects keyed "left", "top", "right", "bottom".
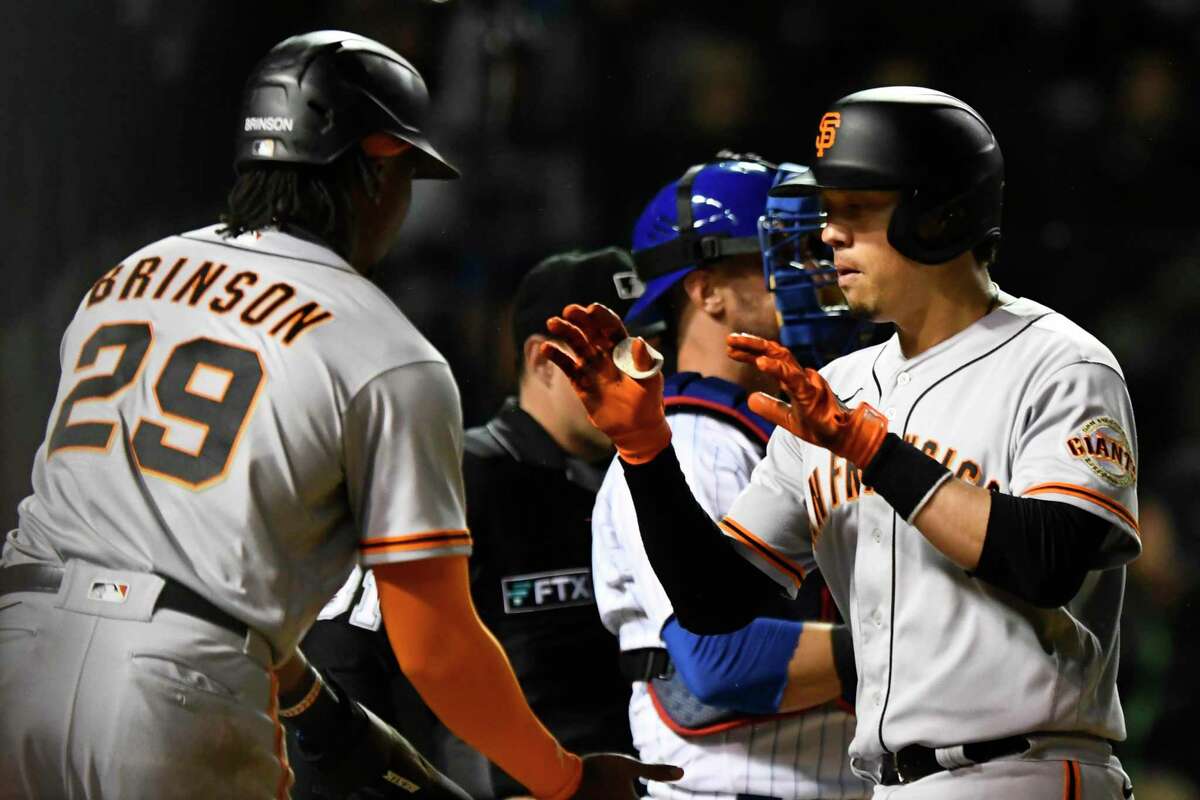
[
  {"left": 268, "top": 671, "right": 291, "bottom": 800},
  {"left": 359, "top": 529, "right": 472, "bottom": 554},
  {"left": 1023, "top": 482, "right": 1138, "bottom": 534},
  {"left": 663, "top": 395, "right": 770, "bottom": 444},
  {"left": 1072, "top": 760, "right": 1082, "bottom": 800},
  {"left": 717, "top": 516, "right": 805, "bottom": 588}
]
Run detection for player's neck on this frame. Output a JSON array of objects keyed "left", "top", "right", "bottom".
[
  {"left": 676, "top": 318, "right": 777, "bottom": 394},
  {"left": 895, "top": 265, "right": 996, "bottom": 359}
]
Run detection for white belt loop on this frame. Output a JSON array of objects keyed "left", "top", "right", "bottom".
[{"left": 934, "top": 745, "right": 974, "bottom": 770}]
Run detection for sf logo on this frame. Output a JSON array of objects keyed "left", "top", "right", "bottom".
[{"left": 815, "top": 112, "right": 841, "bottom": 157}]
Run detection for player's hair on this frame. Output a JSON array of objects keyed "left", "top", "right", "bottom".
[{"left": 219, "top": 148, "right": 384, "bottom": 254}]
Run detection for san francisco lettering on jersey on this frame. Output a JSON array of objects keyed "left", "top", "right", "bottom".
[
  {"left": 807, "top": 432, "right": 1000, "bottom": 533},
  {"left": 86, "top": 257, "right": 333, "bottom": 345}
]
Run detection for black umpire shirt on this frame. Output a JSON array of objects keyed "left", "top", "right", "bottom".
[{"left": 463, "top": 398, "right": 633, "bottom": 795}]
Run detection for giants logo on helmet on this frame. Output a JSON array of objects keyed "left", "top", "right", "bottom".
[
  {"left": 244, "top": 116, "right": 295, "bottom": 132},
  {"left": 815, "top": 112, "right": 841, "bottom": 158}
]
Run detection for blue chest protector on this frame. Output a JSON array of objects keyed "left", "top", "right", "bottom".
[{"left": 641, "top": 374, "right": 839, "bottom": 736}]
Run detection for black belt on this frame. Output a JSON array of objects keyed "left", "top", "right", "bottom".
[
  {"left": 880, "top": 735, "right": 1031, "bottom": 785},
  {"left": 0, "top": 563, "right": 248, "bottom": 638},
  {"left": 618, "top": 647, "right": 673, "bottom": 682}
]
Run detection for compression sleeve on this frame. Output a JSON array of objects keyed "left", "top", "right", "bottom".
[
  {"left": 621, "top": 446, "right": 784, "bottom": 634},
  {"left": 374, "top": 556, "right": 581, "bottom": 800},
  {"left": 974, "top": 492, "right": 1110, "bottom": 608},
  {"left": 660, "top": 617, "right": 802, "bottom": 714}
]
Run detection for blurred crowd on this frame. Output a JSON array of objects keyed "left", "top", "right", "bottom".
[{"left": 2, "top": 0, "right": 1197, "bottom": 795}]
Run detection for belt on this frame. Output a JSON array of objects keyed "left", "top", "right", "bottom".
[
  {"left": 0, "top": 563, "right": 248, "bottom": 638},
  {"left": 618, "top": 647, "right": 673, "bottom": 682},
  {"left": 880, "top": 735, "right": 1030, "bottom": 785}
]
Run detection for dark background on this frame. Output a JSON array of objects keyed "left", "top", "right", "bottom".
[{"left": 2, "top": 1, "right": 1197, "bottom": 795}]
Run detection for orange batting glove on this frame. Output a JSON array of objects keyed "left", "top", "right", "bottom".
[
  {"left": 542, "top": 303, "right": 671, "bottom": 464},
  {"left": 727, "top": 333, "right": 889, "bottom": 468}
]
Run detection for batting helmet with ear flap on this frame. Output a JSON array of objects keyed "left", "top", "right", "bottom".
[
  {"left": 234, "top": 30, "right": 459, "bottom": 180},
  {"left": 773, "top": 86, "right": 1002, "bottom": 266}
]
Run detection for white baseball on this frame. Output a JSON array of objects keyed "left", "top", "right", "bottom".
[{"left": 612, "top": 337, "right": 664, "bottom": 379}]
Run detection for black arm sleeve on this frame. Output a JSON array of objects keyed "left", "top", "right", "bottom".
[
  {"left": 621, "top": 447, "right": 782, "bottom": 634},
  {"left": 973, "top": 493, "right": 1111, "bottom": 608},
  {"left": 830, "top": 624, "right": 857, "bottom": 707}
]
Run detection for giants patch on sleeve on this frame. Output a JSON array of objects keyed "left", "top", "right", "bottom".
[
  {"left": 501, "top": 568, "right": 594, "bottom": 614},
  {"left": 1066, "top": 417, "right": 1136, "bottom": 487}
]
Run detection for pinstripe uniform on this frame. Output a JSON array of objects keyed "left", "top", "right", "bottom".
[
  {"left": 723, "top": 293, "right": 1138, "bottom": 797},
  {"left": 594, "top": 406, "right": 868, "bottom": 799},
  {"left": 0, "top": 226, "right": 469, "bottom": 799}
]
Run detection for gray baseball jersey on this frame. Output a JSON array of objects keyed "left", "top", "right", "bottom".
[
  {"left": 594, "top": 410, "right": 866, "bottom": 799},
  {"left": 721, "top": 292, "right": 1139, "bottom": 777},
  {"left": 7, "top": 224, "right": 470, "bottom": 660}
]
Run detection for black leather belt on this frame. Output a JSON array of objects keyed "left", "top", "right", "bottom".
[
  {"left": 880, "top": 735, "right": 1031, "bottom": 785},
  {"left": 618, "top": 647, "right": 673, "bottom": 682},
  {"left": 0, "top": 563, "right": 248, "bottom": 638}
]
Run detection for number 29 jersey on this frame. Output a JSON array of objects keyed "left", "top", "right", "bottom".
[{"left": 8, "top": 226, "right": 471, "bottom": 660}]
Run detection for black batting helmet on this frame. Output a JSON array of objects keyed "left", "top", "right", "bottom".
[
  {"left": 234, "top": 30, "right": 458, "bottom": 180},
  {"left": 773, "top": 87, "right": 1002, "bottom": 265}
]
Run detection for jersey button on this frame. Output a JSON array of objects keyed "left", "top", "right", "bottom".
[
  {"left": 897, "top": 372, "right": 911, "bottom": 386},
  {"left": 872, "top": 528, "right": 882, "bottom": 543},
  {"left": 885, "top": 407, "right": 897, "bottom": 419}
]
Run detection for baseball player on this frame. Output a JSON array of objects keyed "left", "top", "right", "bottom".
[
  {"left": 592, "top": 154, "right": 869, "bottom": 800},
  {"left": 0, "top": 30, "right": 679, "bottom": 800},
  {"left": 546, "top": 87, "right": 1138, "bottom": 798},
  {"left": 300, "top": 247, "right": 646, "bottom": 800}
]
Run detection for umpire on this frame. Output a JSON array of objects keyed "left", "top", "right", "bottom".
[{"left": 442, "top": 247, "right": 644, "bottom": 797}]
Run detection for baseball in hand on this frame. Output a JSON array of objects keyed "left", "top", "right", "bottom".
[{"left": 612, "top": 337, "right": 664, "bottom": 379}]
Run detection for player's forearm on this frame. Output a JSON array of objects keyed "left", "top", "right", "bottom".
[
  {"left": 861, "top": 433, "right": 986, "bottom": 569},
  {"left": 273, "top": 647, "right": 312, "bottom": 695},
  {"left": 777, "top": 623, "right": 845, "bottom": 713},
  {"left": 864, "top": 433, "right": 1109, "bottom": 607},
  {"left": 911, "top": 479, "right": 991, "bottom": 570},
  {"left": 374, "top": 558, "right": 582, "bottom": 800},
  {"left": 622, "top": 446, "right": 783, "bottom": 634}
]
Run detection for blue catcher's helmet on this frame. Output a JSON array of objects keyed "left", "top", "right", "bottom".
[
  {"left": 760, "top": 163, "right": 875, "bottom": 367},
  {"left": 626, "top": 153, "right": 775, "bottom": 325}
]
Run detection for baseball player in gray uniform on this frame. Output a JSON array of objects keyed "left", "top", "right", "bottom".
[
  {"left": 0, "top": 30, "right": 679, "bottom": 800},
  {"left": 543, "top": 87, "right": 1138, "bottom": 799}
]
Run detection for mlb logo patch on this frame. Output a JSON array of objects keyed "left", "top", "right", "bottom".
[
  {"left": 87, "top": 580, "right": 130, "bottom": 604},
  {"left": 251, "top": 139, "right": 276, "bottom": 158}
]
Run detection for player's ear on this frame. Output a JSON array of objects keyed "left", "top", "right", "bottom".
[{"left": 682, "top": 268, "right": 723, "bottom": 316}]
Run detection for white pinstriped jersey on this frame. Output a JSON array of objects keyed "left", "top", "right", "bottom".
[
  {"left": 593, "top": 410, "right": 867, "bottom": 799},
  {"left": 7, "top": 225, "right": 469, "bottom": 660},
  {"left": 723, "top": 292, "right": 1140, "bottom": 777}
]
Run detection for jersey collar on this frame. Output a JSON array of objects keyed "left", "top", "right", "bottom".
[
  {"left": 871, "top": 287, "right": 1048, "bottom": 387},
  {"left": 180, "top": 224, "right": 357, "bottom": 274}
]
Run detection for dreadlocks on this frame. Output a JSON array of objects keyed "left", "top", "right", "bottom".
[{"left": 219, "top": 147, "right": 383, "bottom": 256}]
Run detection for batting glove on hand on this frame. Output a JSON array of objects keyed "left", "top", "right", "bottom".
[
  {"left": 727, "top": 333, "right": 889, "bottom": 468},
  {"left": 542, "top": 303, "right": 671, "bottom": 464}
]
